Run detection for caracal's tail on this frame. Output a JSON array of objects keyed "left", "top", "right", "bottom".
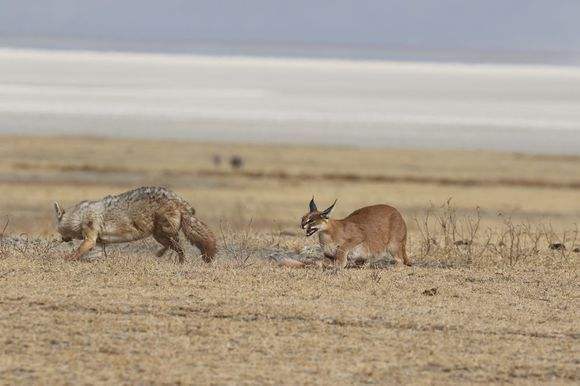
[{"left": 181, "top": 212, "right": 217, "bottom": 263}]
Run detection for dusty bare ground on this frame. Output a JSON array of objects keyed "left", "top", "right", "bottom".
[{"left": 0, "top": 135, "right": 578, "bottom": 384}]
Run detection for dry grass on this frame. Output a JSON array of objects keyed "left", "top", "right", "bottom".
[
  {"left": 413, "top": 199, "right": 579, "bottom": 267},
  {"left": 0, "top": 237, "right": 577, "bottom": 384},
  {"left": 0, "top": 135, "right": 578, "bottom": 384}
]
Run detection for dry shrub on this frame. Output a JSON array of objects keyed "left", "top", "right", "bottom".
[
  {"left": 488, "top": 218, "right": 542, "bottom": 265},
  {"left": 0, "top": 216, "right": 66, "bottom": 260},
  {"left": 1, "top": 235, "right": 61, "bottom": 260},
  {"left": 414, "top": 199, "right": 577, "bottom": 266},
  {"left": 219, "top": 219, "right": 260, "bottom": 267},
  {"left": 414, "top": 199, "right": 490, "bottom": 265},
  {"left": 0, "top": 217, "right": 8, "bottom": 257}
]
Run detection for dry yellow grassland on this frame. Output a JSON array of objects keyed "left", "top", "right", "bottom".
[{"left": 0, "top": 135, "right": 578, "bottom": 384}]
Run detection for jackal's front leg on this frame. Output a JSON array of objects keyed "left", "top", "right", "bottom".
[
  {"left": 66, "top": 222, "right": 98, "bottom": 261},
  {"left": 66, "top": 238, "right": 96, "bottom": 261}
]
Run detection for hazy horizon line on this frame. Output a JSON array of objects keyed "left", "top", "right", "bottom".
[{"left": 2, "top": 36, "right": 580, "bottom": 67}]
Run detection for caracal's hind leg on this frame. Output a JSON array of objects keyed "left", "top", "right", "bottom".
[{"left": 389, "top": 238, "right": 412, "bottom": 266}]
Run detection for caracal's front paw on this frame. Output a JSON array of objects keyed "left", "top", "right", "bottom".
[{"left": 333, "top": 260, "right": 347, "bottom": 272}]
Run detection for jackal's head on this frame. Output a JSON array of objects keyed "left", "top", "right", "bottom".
[
  {"left": 300, "top": 197, "right": 337, "bottom": 237},
  {"left": 53, "top": 201, "right": 74, "bottom": 242}
]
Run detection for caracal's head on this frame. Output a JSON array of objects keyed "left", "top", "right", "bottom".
[
  {"left": 53, "top": 201, "right": 75, "bottom": 242},
  {"left": 300, "top": 197, "right": 337, "bottom": 237}
]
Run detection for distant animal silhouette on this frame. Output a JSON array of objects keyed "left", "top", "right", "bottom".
[{"left": 230, "top": 155, "right": 244, "bottom": 170}]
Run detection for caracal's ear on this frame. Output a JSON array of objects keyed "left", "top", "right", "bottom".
[
  {"left": 53, "top": 201, "right": 65, "bottom": 221},
  {"left": 321, "top": 199, "right": 337, "bottom": 218},
  {"left": 309, "top": 196, "right": 318, "bottom": 213}
]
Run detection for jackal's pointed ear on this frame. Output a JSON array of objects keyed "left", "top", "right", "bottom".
[
  {"left": 321, "top": 199, "right": 337, "bottom": 218},
  {"left": 309, "top": 197, "right": 317, "bottom": 213},
  {"left": 53, "top": 201, "right": 64, "bottom": 221}
]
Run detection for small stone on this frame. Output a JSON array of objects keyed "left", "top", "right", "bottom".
[{"left": 422, "top": 288, "right": 438, "bottom": 296}]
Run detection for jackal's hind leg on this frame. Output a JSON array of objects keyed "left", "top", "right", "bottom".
[
  {"left": 153, "top": 210, "right": 185, "bottom": 262},
  {"left": 169, "top": 235, "right": 185, "bottom": 263},
  {"left": 152, "top": 232, "right": 171, "bottom": 258},
  {"left": 153, "top": 233, "right": 170, "bottom": 257},
  {"left": 153, "top": 232, "right": 185, "bottom": 263},
  {"left": 155, "top": 246, "right": 169, "bottom": 257}
]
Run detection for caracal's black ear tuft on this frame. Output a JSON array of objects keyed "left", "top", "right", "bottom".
[
  {"left": 309, "top": 196, "right": 317, "bottom": 213},
  {"left": 53, "top": 201, "right": 64, "bottom": 220},
  {"left": 321, "top": 199, "right": 337, "bottom": 218}
]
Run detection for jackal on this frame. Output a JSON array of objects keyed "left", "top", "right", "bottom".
[
  {"left": 53, "top": 186, "right": 217, "bottom": 262},
  {"left": 297, "top": 198, "right": 411, "bottom": 268}
]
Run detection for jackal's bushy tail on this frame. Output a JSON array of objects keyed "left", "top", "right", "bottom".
[{"left": 181, "top": 212, "right": 217, "bottom": 262}]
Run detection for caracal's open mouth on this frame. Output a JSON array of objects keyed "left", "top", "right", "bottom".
[{"left": 306, "top": 227, "right": 318, "bottom": 237}]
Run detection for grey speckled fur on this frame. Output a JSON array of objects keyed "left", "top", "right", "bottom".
[{"left": 54, "top": 186, "right": 216, "bottom": 262}]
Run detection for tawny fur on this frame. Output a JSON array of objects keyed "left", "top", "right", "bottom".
[
  {"left": 54, "top": 186, "right": 217, "bottom": 262},
  {"left": 287, "top": 200, "right": 411, "bottom": 269}
]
